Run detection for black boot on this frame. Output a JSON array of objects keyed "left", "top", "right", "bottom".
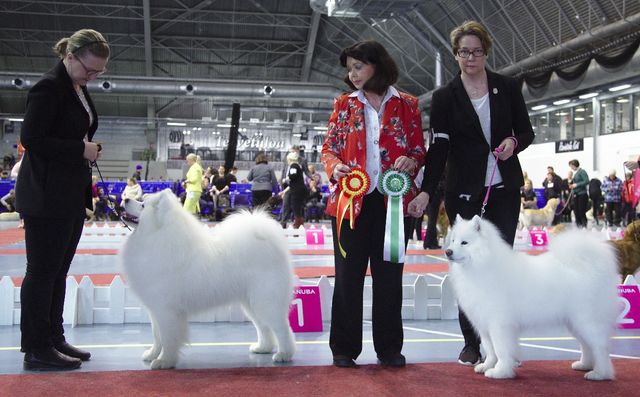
[
  {"left": 24, "top": 347, "right": 82, "bottom": 371},
  {"left": 55, "top": 341, "right": 91, "bottom": 361}
]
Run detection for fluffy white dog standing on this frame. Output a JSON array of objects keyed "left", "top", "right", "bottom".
[
  {"left": 119, "top": 189, "right": 296, "bottom": 369},
  {"left": 445, "top": 215, "right": 619, "bottom": 380}
]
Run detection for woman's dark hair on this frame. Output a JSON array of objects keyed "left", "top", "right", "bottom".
[
  {"left": 339, "top": 40, "right": 398, "bottom": 95},
  {"left": 255, "top": 153, "right": 268, "bottom": 164},
  {"left": 569, "top": 159, "right": 580, "bottom": 168}
]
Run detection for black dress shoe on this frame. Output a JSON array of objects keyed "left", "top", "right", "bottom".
[
  {"left": 424, "top": 244, "right": 442, "bottom": 249},
  {"left": 54, "top": 341, "right": 91, "bottom": 361},
  {"left": 377, "top": 353, "right": 406, "bottom": 368},
  {"left": 24, "top": 347, "right": 82, "bottom": 371},
  {"left": 332, "top": 355, "right": 356, "bottom": 368}
]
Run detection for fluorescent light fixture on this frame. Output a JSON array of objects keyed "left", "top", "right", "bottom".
[
  {"left": 217, "top": 124, "right": 232, "bottom": 128},
  {"left": 609, "top": 84, "right": 631, "bottom": 92},
  {"left": 292, "top": 133, "right": 302, "bottom": 137},
  {"left": 616, "top": 98, "right": 629, "bottom": 103},
  {"left": 8, "top": 118, "right": 24, "bottom": 122},
  {"left": 313, "top": 126, "right": 328, "bottom": 130},
  {"left": 555, "top": 112, "right": 569, "bottom": 116},
  {"left": 575, "top": 107, "right": 585, "bottom": 112},
  {"left": 553, "top": 99, "right": 570, "bottom": 106},
  {"left": 574, "top": 117, "right": 585, "bottom": 121},
  {"left": 266, "top": 125, "right": 282, "bottom": 129},
  {"left": 167, "top": 122, "right": 186, "bottom": 126},
  {"left": 531, "top": 104, "right": 547, "bottom": 111},
  {"left": 578, "top": 92, "right": 598, "bottom": 99}
]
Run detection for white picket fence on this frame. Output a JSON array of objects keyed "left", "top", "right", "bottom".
[{"left": 0, "top": 271, "right": 459, "bottom": 327}]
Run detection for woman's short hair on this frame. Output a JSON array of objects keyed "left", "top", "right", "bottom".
[
  {"left": 255, "top": 153, "right": 268, "bottom": 164},
  {"left": 569, "top": 159, "right": 580, "bottom": 168},
  {"left": 339, "top": 40, "right": 398, "bottom": 95},
  {"left": 450, "top": 20, "right": 493, "bottom": 57},
  {"left": 53, "top": 29, "right": 110, "bottom": 59},
  {"left": 186, "top": 153, "right": 197, "bottom": 162}
]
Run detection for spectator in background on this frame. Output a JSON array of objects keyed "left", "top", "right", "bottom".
[
  {"left": 520, "top": 180, "right": 537, "bottom": 209},
  {"left": 1, "top": 189, "right": 16, "bottom": 212},
  {"left": 568, "top": 160, "right": 589, "bottom": 228},
  {"left": 210, "top": 165, "right": 232, "bottom": 208},
  {"left": 601, "top": 169, "right": 623, "bottom": 227},
  {"left": 622, "top": 171, "right": 635, "bottom": 226},
  {"left": 247, "top": 153, "right": 278, "bottom": 208},
  {"left": 93, "top": 187, "right": 110, "bottom": 221},
  {"left": 543, "top": 172, "right": 562, "bottom": 225},
  {"left": 561, "top": 170, "right": 573, "bottom": 223},
  {"left": 305, "top": 179, "right": 325, "bottom": 222},
  {"left": 183, "top": 153, "right": 203, "bottom": 214},
  {"left": 588, "top": 175, "right": 603, "bottom": 225},
  {"left": 120, "top": 178, "right": 143, "bottom": 206},
  {"left": 307, "top": 164, "right": 323, "bottom": 187},
  {"left": 132, "top": 164, "right": 142, "bottom": 181},
  {"left": 11, "top": 157, "right": 22, "bottom": 179},
  {"left": 279, "top": 152, "right": 308, "bottom": 229}
]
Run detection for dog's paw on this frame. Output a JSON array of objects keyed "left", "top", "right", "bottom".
[
  {"left": 485, "top": 367, "right": 516, "bottom": 379},
  {"left": 474, "top": 362, "right": 489, "bottom": 373},
  {"left": 272, "top": 351, "right": 293, "bottom": 363},
  {"left": 250, "top": 343, "right": 273, "bottom": 354},
  {"left": 150, "top": 358, "right": 177, "bottom": 370},
  {"left": 142, "top": 347, "right": 160, "bottom": 362},
  {"left": 584, "top": 370, "right": 614, "bottom": 381},
  {"left": 571, "top": 360, "right": 593, "bottom": 371}
]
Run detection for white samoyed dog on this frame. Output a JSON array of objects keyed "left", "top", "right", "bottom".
[
  {"left": 119, "top": 189, "right": 296, "bottom": 369},
  {"left": 445, "top": 215, "right": 619, "bottom": 380}
]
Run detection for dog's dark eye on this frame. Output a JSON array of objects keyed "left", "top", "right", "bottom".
[{"left": 461, "top": 241, "right": 468, "bottom": 245}]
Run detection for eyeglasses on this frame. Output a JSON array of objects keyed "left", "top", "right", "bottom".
[
  {"left": 457, "top": 48, "right": 485, "bottom": 58},
  {"left": 73, "top": 54, "right": 106, "bottom": 77}
]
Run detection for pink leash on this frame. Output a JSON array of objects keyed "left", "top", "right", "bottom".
[{"left": 480, "top": 148, "right": 502, "bottom": 218}]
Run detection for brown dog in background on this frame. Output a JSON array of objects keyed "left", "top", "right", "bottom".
[{"left": 611, "top": 220, "right": 640, "bottom": 279}]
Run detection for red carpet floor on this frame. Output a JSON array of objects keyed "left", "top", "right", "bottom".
[{"left": 0, "top": 360, "right": 637, "bottom": 397}]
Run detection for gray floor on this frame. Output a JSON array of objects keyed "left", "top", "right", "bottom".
[{"left": 1, "top": 220, "right": 639, "bottom": 375}]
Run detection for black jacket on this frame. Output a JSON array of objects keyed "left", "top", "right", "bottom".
[
  {"left": 421, "top": 70, "right": 534, "bottom": 199},
  {"left": 16, "top": 60, "right": 98, "bottom": 218}
]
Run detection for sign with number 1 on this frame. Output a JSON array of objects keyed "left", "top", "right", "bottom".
[
  {"left": 305, "top": 228, "right": 325, "bottom": 245},
  {"left": 288, "top": 286, "right": 323, "bottom": 332}
]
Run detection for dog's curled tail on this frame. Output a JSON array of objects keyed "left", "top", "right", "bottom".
[{"left": 549, "top": 229, "right": 618, "bottom": 278}]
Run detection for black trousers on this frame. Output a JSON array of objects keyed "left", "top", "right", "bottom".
[
  {"left": 329, "top": 189, "right": 412, "bottom": 359},
  {"left": 423, "top": 189, "right": 443, "bottom": 249},
  {"left": 605, "top": 201, "right": 621, "bottom": 226},
  {"left": 251, "top": 190, "right": 272, "bottom": 208},
  {"left": 574, "top": 193, "right": 588, "bottom": 228},
  {"left": 21, "top": 215, "right": 85, "bottom": 352},
  {"left": 445, "top": 187, "right": 520, "bottom": 348}
]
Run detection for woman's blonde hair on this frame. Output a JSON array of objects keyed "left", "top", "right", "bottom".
[
  {"left": 286, "top": 152, "right": 299, "bottom": 165},
  {"left": 450, "top": 20, "right": 492, "bottom": 57},
  {"left": 186, "top": 153, "right": 197, "bottom": 162},
  {"left": 53, "top": 29, "right": 110, "bottom": 59}
]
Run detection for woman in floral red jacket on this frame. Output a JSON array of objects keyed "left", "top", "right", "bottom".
[{"left": 321, "top": 40, "right": 426, "bottom": 369}]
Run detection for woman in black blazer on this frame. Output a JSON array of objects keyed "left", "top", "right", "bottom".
[
  {"left": 15, "top": 29, "right": 109, "bottom": 371},
  {"left": 408, "top": 21, "right": 534, "bottom": 366}
]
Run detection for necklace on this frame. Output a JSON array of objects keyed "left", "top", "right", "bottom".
[{"left": 462, "top": 77, "right": 487, "bottom": 97}]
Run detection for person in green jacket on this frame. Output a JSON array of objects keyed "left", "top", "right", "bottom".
[{"left": 569, "top": 159, "right": 589, "bottom": 228}]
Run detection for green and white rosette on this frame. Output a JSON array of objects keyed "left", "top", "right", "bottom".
[{"left": 379, "top": 169, "right": 411, "bottom": 263}]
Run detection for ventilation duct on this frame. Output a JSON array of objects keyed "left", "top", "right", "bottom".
[{"left": 0, "top": 73, "right": 342, "bottom": 103}]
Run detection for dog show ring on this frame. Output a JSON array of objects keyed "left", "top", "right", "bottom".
[{"left": 379, "top": 169, "right": 411, "bottom": 263}]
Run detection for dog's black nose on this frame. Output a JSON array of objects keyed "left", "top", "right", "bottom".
[
  {"left": 445, "top": 249, "right": 453, "bottom": 258},
  {"left": 124, "top": 198, "right": 129, "bottom": 203}
]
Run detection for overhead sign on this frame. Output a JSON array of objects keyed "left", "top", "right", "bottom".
[{"left": 555, "top": 138, "right": 583, "bottom": 153}]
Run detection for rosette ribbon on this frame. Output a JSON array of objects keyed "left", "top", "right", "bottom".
[
  {"left": 379, "top": 169, "right": 411, "bottom": 263},
  {"left": 336, "top": 168, "right": 370, "bottom": 258}
]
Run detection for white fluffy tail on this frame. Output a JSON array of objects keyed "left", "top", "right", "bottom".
[{"left": 548, "top": 229, "right": 618, "bottom": 277}]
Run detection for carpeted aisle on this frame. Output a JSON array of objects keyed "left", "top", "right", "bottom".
[{"left": 0, "top": 360, "right": 637, "bottom": 397}]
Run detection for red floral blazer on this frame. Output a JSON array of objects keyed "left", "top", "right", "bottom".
[{"left": 321, "top": 91, "right": 427, "bottom": 221}]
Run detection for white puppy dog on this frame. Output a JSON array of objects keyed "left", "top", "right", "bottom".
[
  {"left": 119, "top": 189, "right": 296, "bottom": 369},
  {"left": 445, "top": 215, "right": 619, "bottom": 380}
]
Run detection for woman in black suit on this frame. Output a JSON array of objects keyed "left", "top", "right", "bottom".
[
  {"left": 15, "top": 29, "right": 109, "bottom": 371},
  {"left": 408, "top": 20, "right": 534, "bottom": 366}
]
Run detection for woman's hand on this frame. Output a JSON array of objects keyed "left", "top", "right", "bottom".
[
  {"left": 393, "top": 156, "right": 417, "bottom": 173},
  {"left": 83, "top": 142, "right": 101, "bottom": 162},
  {"left": 407, "top": 192, "right": 430, "bottom": 218},
  {"left": 494, "top": 138, "right": 515, "bottom": 160},
  {"left": 333, "top": 163, "right": 351, "bottom": 180}
]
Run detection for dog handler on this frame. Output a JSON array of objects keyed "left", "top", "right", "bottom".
[
  {"left": 407, "top": 20, "right": 534, "bottom": 366},
  {"left": 15, "top": 29, "right": 109, "bottom": 370}
]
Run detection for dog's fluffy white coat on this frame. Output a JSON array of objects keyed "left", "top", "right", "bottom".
[
  {"left": 119, "top": 189, "right": 295, "bottom": 369},
  {"left": 446, "top": 215, "right": 619, "bottom": 380}
]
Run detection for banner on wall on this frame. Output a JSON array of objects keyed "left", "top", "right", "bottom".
[{"left": 555, "top": 138, "right": 584, "bottom": 153}]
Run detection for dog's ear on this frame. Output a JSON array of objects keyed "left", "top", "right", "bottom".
[
  {"left": 456, "top": 214, "right": 463, "bottom": 224},
  {"left": 471, "top": 215, "right": 481, "bottom": 232}
]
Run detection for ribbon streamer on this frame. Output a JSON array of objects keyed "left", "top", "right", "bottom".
[
  {"left": 379, "top": 169, "right": 411, "bottom": 263},
  {"left": 336, "top": 169, "right": 370, "bottom": 258}
]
